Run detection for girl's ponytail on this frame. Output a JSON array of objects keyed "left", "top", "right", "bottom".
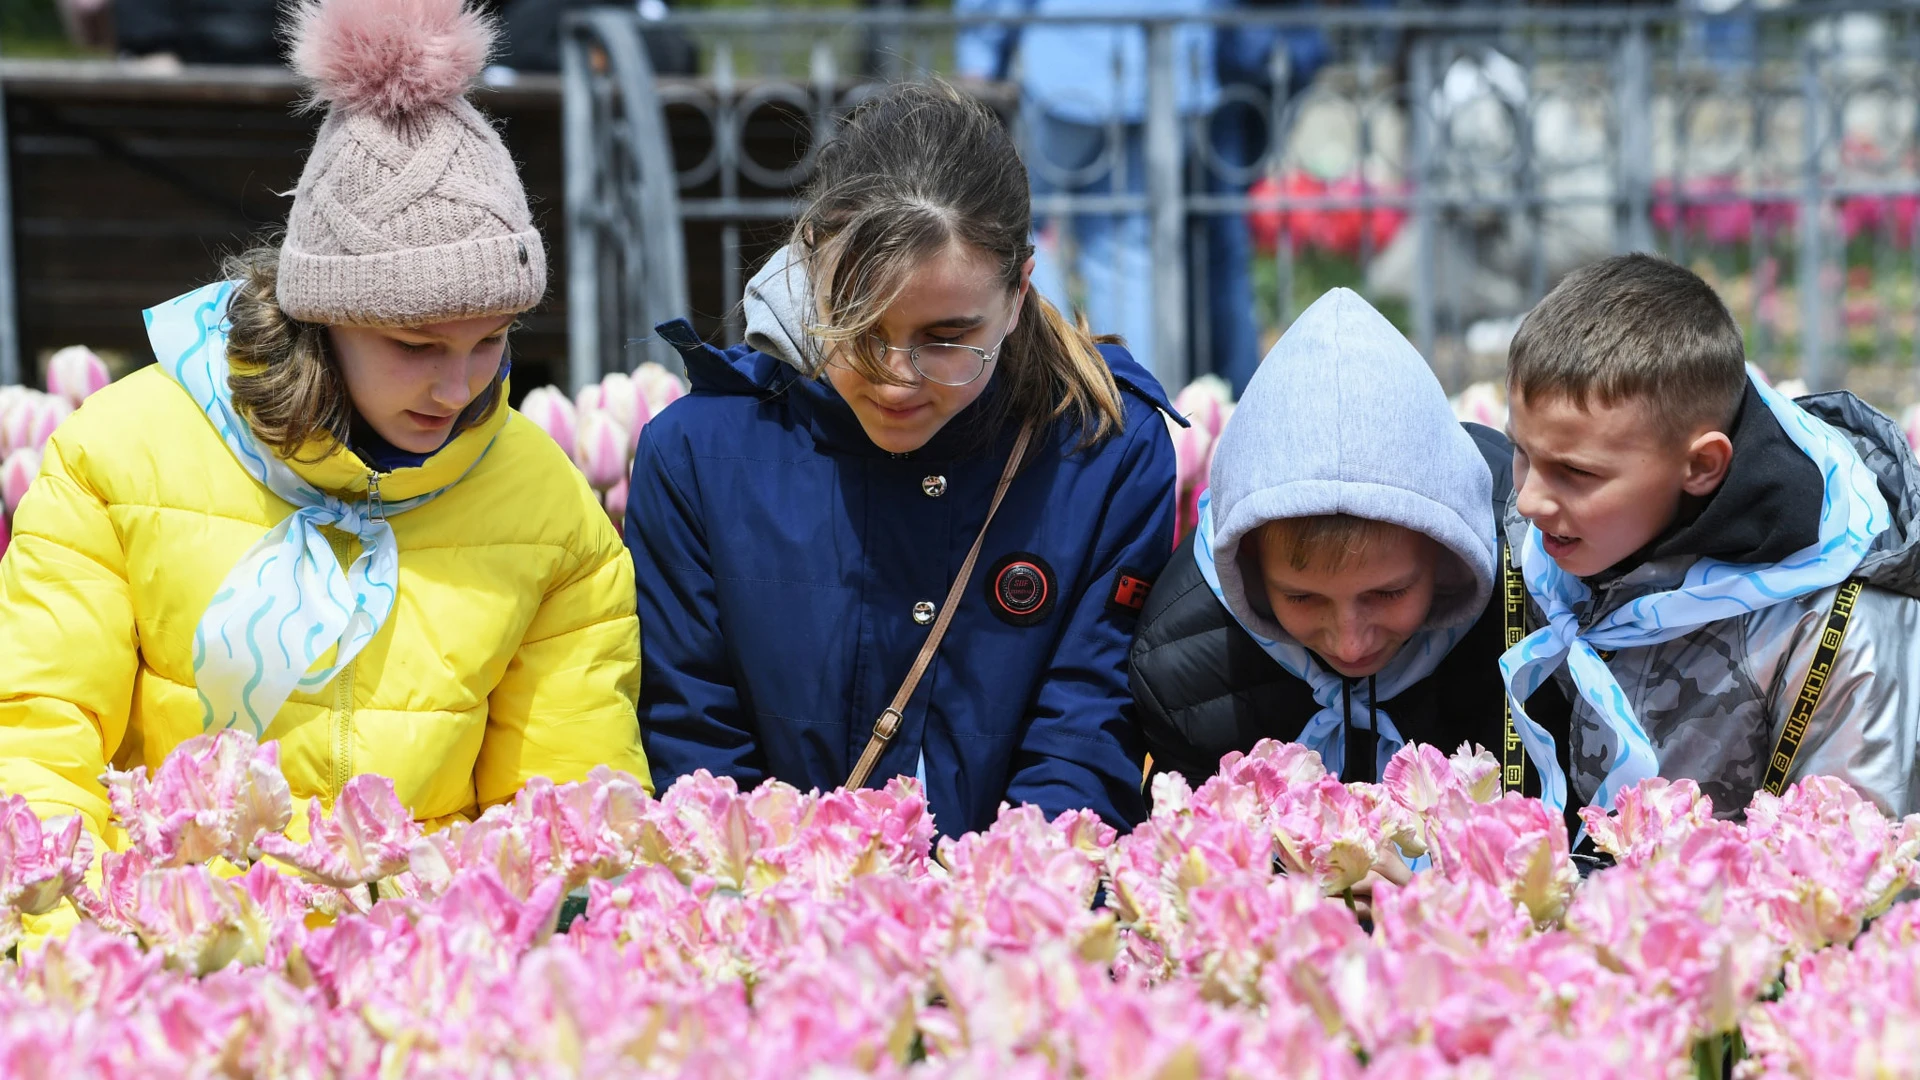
[{"left": 1014, "top": 289, "right": 1126, "bottom": 448}]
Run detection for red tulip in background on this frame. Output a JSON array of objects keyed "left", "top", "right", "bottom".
[
  {"left": 1838, "top": 193, "right": 1920, "bottom": 245},
  {"left": 1249, "top": 170, "right": 1409, "bottom": 258},
  {"left": 1650, "top": 176, "right": 1797, "bottom": 245}
]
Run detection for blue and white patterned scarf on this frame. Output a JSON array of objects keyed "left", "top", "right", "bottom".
[
  {"left": 1193, "top": 491, "right": 1474, "bottom": 780},
  {"left": 1500, "top": 367, "right": 1891, "bottom": 817},
  {"left": 144, "top": 281, "right": 493, "bottom": 736}
]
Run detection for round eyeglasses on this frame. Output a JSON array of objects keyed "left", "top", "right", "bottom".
[{"left": 831, "top": 311, "right": 1018, "bottom": 388}]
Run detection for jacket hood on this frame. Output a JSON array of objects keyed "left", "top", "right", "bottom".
[
  {"left": 1801, "top": 390, "right": 1920, "bottom": 597},
  {"left": 743, "top": 244, "right": 822, "bottom": 375},
  {"left": 1207, "top": 288, "right": 1497, "bottom": 642}
]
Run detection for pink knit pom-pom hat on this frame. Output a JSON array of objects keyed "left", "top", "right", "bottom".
[{"left": 276, "top": 0, "right": 545, "bottom": 327}]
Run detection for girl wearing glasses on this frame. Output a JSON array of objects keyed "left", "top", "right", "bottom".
[{"left": 627, "top": 82, "right": 1181, "bottom": 837}]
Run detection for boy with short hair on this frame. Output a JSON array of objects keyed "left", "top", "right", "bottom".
[{"left": 1502, "top": 253, "right": 1920, "bottom": 819}]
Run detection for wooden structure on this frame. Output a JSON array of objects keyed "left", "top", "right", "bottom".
[{"left": 0, "top": 59, "right": 571, "bottom": 393}]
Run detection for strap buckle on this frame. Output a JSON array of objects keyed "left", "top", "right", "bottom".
[{"left": 874, "top": 707, "right": 903, "bottom": 741}]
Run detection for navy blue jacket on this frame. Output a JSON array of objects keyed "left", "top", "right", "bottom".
[{"left": 627, "top": 319, "right": 1181, "bottom": 836}]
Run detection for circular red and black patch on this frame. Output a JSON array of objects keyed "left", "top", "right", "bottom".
[{"left": 985, "top": 552, "right": 1056, "bottom": 627}]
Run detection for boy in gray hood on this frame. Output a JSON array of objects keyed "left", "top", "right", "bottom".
[{"left": 1129, "top": 288, "right": 1571, "bottom": 798}]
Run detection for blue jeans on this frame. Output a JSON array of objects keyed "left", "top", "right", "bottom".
[{"left": 1025, "top": 111, "right": 1259, "bottom": 390}]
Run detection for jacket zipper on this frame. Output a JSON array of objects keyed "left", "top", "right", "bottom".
[
  {"left": 324, "top": 528, "right": 357, "bottom": 800},
  {"left": 324, "top": 470, "right": 386, "bottom": 801}
]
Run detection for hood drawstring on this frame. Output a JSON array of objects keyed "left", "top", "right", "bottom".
[
  {"left": 1362, "top": 675, "right": 1381, "bottom": 781},
  {"left": 1337, "top": 675, "right": 1384, "bottom": 785},
  {"left": 1339, "top": 680, "right": 1355, "bottom": 784},
  {"left": 1336, "top": 678, "right": 1385, "bottom": 785}
]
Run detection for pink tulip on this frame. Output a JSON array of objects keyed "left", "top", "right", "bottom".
[
  {"left": 1372, "top": 871, "right": 1532, "bottom": 956},
  {"left": 0, "top": 796, "right": 94, "bottom": 950},
  {"left": 1173, "top": 376, "right": 1233, "bottom": 439},
  {"left": 1450, "top": 381, "right": 1506, "bottom": 428},
  {"left": 603, "top": 477, "right": 628, "bottom": 530},
  {"left": 0, "top": 392, "right": 70, "bottom": 454},
  {"left": 1427, "top": 791, "right": 1578, "bottom": 925},
  {"left": 45, "top": 345, "right": 110, "bottom": 405},
  {"left": 256, "top": 773, "right": 421, "bottom": 888},
  {"left": 633, "top": 361, "right": 687, "bottom": 416},
  {"left": 0, "top": 390, "right": 31, "bottom": 455},
  {"left": 403, "top": 810, "right": 547, "bottom": 902},
  {"left": 2, "top": 447, "right": 40, "bottom": 514},
  {"left": 503, "top": 767, "right": 651, "bottom": 889},
  {"left": 104, "top": 730, "right": 293, "bottom": 867},
  {"left": 517, "top": 386, "right": 577, "bottom": 454},
  {"left": 128, "top": 865, "right": 269, "bottom": 974},
  {"left": 1566, "top": 854, "right": 1781, "bottom": 1037},
  {"left": 573, "top": 410, "right": 629, "bottom": 490},
  {"left": 1194, "top": 738, "right": 1328, "bottom": 828},
  {"left": 598, "top": 371, "right": 654, "bottom": 448},
  {"left": 1171, "top": 429, "right": 1217, "bottom": 543},
  {"left": 1382, "top": 742, "right": 1464, "bottom": 817},
  {"left": 1902, "top": 403, "right": 1920, "bottom": 453},
  {"left": 0, "top": 511, "right": 10, "bottom": 561},
  {"left": 1268, "top": 776, "right": 1385, "bottom": 895},
  {"left": 0, "top": 385, "right": 27, "bottom": 452},
  {"left": 1578, "top": 777, "right": 1716, "bottom": 867}
]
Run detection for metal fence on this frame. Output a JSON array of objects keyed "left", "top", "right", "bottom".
[{"left": 562, "top": 3, "right": 1920, "bottom": 404}]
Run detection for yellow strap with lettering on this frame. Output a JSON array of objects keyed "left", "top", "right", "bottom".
[
  {"left": 1760, "top": 578, "right": 1865, "bottom": 797},
  {"left": 1502, "top": 558, "right": 1526, "bottom": 792}
]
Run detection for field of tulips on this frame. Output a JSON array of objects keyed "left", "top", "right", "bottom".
[{"left": 3, "top": 729, "right": 1917, "bottom": 1078}]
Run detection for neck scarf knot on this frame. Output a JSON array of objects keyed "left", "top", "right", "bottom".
[{"left": 144, "top": 281, "right": 493, "bottom": 735}]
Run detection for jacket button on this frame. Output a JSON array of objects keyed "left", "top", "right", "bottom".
[
  {"left": 922, "top": 475, "right": 947, "bottom": 498},
  {"left": 912, "top": 600, "right": 937, "bottom": 625}
]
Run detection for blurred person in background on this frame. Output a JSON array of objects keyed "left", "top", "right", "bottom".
[{"left": 957, "top": 0, "right": 1328, "bottom": 394}]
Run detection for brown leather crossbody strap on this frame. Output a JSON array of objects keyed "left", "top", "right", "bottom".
[{"left": 845, "top": 421, "right": 1036, "bottom": 790}]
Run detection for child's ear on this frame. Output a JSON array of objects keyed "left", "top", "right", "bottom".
[{"left": 1681, "top": 430, "right": 1735, "bottom": 496}]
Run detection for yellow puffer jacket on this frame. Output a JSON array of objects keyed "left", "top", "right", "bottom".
[{"left": 0, "top": 363, "right": 651, "bottom": 846}]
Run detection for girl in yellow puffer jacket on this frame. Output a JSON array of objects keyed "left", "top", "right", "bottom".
[{"left": 0, "top": 0, "right": 651, "bottom": 848}]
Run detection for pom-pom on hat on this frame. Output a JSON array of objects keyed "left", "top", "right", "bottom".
[{"left": 276, "top": 0, "right": 545, "bottom": 327}]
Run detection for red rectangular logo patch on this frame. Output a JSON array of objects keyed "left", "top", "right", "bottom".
[{"left": 1110, "top": 572, "right": 1152, "bottom": 613}]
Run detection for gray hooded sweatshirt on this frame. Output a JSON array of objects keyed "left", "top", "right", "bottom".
[
  {"left": 1128, "top": 287, "right": 1552, "bottom": 792},
  {"left": 742, "top": 244, "right": 820, "bottom": 374},
  {"left": 1207, "top": 287, "right": 1497, "bottom": 639}
]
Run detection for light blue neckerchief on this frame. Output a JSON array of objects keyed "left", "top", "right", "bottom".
[
  {"left": 1500, "top": 367, "right": 1892, "bottom": 818},
  {"left": 1193, "top": 491, "right": 1473, "bottom": 781},
  {"left": 144, "top": 281, "right": 494, "bottom": 736}
]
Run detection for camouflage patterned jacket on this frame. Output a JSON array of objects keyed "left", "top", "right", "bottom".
[{"left": 1505, "top": 391, "right": 1920, "bottom": 818}]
